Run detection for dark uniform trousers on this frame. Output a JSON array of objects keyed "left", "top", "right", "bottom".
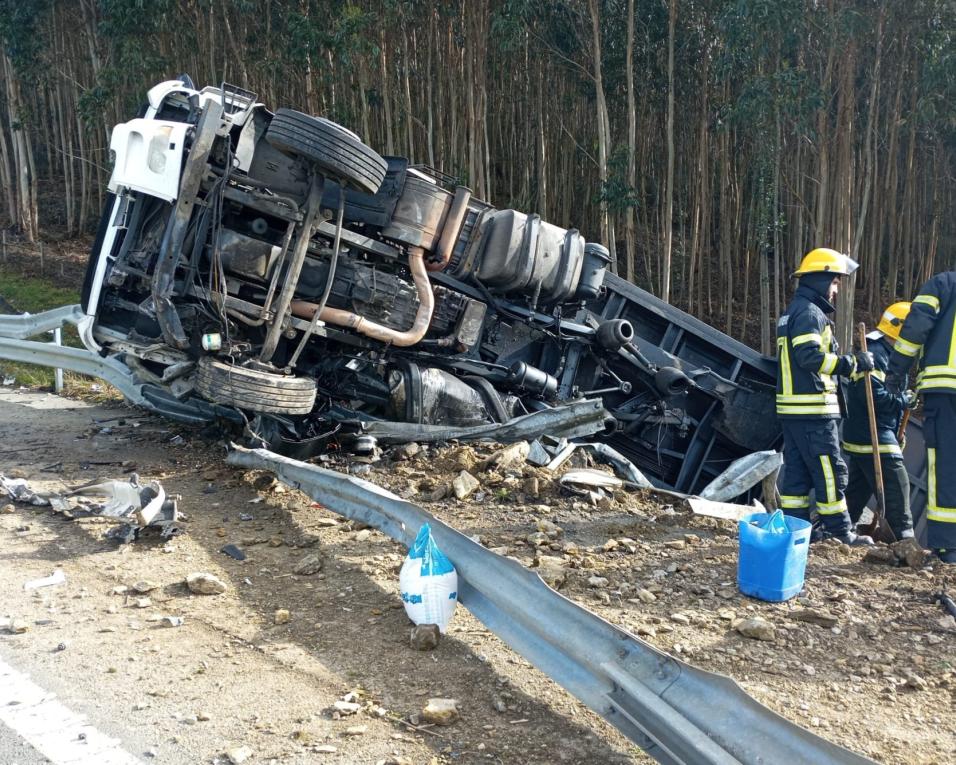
[
  {"left": 845, "top": 453, "right": 912, "bottom": 537},
  {"left": 923, "top": 393, "right": 956, "bottom": 549},
  {"left": 779, "top": 419, "right": 851, "bottom": 536}
]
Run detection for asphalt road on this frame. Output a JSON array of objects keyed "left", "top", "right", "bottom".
[{"left": 0, "top": 721, "right": 49, "bottom": 765}]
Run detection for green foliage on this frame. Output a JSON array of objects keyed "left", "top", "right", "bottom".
[{"left": 0, "top": 0, "right": 52, "bottom": 81}]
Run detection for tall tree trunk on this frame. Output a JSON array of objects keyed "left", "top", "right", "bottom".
[
  {"left": 623, "top": 0, "right": 637, "bottom": 282},
  {"left": 661, "top": 0, "right": 677, "bottom": 302},
  {"left": 588, "top": 0, "right": 615, "bottom": 269}
]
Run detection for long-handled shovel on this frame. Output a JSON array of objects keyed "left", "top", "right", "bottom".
[
  {"left": 858, "top": 323, "right": 897, "bottom": 543},
  {"left": 897, "top": 406, "right": 912, "bottom": 446}
]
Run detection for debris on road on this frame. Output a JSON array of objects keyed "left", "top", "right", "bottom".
[
  {"left": 421, "top": 698, "right": 460, "bottom": 726},
  {"left": 274, "top": 608, "right": 291, "bottom": 625},
  {"left": 733, "top": 616, "right": 776, "bottom": 641},
  {"left": 223, "top": 745, "right": 253, "bottom": 764},
  {"left": 0, "top": 616, "right": 29, "bottom": 634},
  {"left": 220, "top": 543, "right": 246, "bottom": 561},
  {"left": 410, "top": 623, "right": 441, "bottom": 651},
  {"left": 293, "top": 553, "right": 324, "bottom": 575},
  {"left": 1, "top": 472, "right": 185, "bottom": 543},
  {"left": 23, "top": 569, "right": 66, "bottom": 590},
  {"left": 1, "top": 474, "right": 50, "bottom": 505},
  {"left": 185, "top": 572, "right": 228, "bottom": 595}
]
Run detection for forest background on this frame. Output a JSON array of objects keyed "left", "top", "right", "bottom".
[{"left": 0, "top": 0, "right": 953, "bottom": 352}]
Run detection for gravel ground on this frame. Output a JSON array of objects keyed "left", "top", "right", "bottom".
[{"left": 1, "top": 388, "right": 955, "bottom": 764}]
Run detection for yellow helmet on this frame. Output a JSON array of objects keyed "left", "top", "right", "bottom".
[
  {"left": 875, "top": 301, "right": 911, "bottom": 341},
  {"left": 793, "top": 247, "right": 859, "bottom": 277}
]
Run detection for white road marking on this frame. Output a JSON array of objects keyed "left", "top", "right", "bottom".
[{"left": 0, "top": 655, "right": 143, "bottom": 764}]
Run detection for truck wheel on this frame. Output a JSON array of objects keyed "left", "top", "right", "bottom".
[
  {"left": 265, "top": 109, "right": 387, "bottom": 194},
  {"left": 196, "top": 358, "right": 317, "bottom": 415}
]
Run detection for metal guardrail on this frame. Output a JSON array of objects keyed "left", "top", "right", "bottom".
[
  {"left": 226, "top": 445, "right": 875, "bottom": 765},
  {"left": 0, "top": 305, "right": 148, "bottom": 405}
]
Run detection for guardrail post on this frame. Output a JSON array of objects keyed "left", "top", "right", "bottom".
[{"left": 52, "top": 327, "right": 63, "bottom": 394}]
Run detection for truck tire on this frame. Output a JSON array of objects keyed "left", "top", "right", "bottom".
[
  {"left": 266, "top": 109, "right": 387, "bottom": 194},
  {"left": 196, "top": 358, "right": 317, "bottom": 415}
]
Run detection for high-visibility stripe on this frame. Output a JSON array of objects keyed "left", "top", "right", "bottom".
[
  {"left": 776, "top": 404, "right": 842, "bottom": 415},
  {"left": 920, "top": 365, "right": 956, "bottom": 377},
  {"left": 816, "top": 498, "right": 848, "bottom": 515},
  {"left": 913, "top": 294, "right": 941, "bottom": 312},
  {"left": 881, "top": 309, "right": 900, "bottom": 325},
  {"left": 819, "top": 353, "right": 839, "bottom": 375},
  {"left": 916, "top": 378, "right": 956, "bottom": 393},
  {"left": 792, "top": 333, "right": 822, "bottom": 346},
  {"left": 842, "top": 441, "right": 902, "bottom": 456},
  {"left": 926, "top": 448, "right": 956, "bottom": 523},
  {"left": 894, "top": 336, "right": 922, "bottom": 357},
  {"left": 950, "top": 317, "right": 956, "bottom": 369},
  {"left": 778, "top": 337, "right": 793, "bottom": 396},
  {"left": 780, "top": 495, "right": 810, "bottom": 509},
  {"left": 819, "top": 455, "right": 837, "bottom": 504},
  {"left": 776, "top": 393, "right": 839, "bottom": 403},
  {"left": 850, "top": 370, "right": 886, "bottom": 383}
]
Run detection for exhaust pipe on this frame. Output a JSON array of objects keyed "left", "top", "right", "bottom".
[
  {"left": 291, "top": 246, "right": 435, "bottom": 347},
  {"left": 427, "top": 185, "right": 471, "bottom": 272}
]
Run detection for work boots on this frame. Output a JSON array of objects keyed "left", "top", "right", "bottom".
[
  {"left": 828, "top": 531, "right": 875, "bottom": 546},
  {"left": 935, "top": 549, "right": 956, "bottom": 565},
  {"left": 810, "top": 519, "right": 875, "bottom": 546}
]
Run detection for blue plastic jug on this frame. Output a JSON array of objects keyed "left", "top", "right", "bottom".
[{"left": 737, "top": 511, "right": 811, "bottom": 602}]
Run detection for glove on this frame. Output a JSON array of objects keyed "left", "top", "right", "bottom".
[
  {"left": 855, "top": 351, "right": 876, "bottom": 373},
  {"left": 903, "top": 389, "right": 918, "bottom": 408},
  {"left": 886, "top": 372, "right": 906, "bottom": 395}
]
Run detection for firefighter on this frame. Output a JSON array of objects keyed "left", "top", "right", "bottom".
[
  {"left": 776, "top": 247, "right": 875, "bottom": 544},
  {"left": 842, "top": 302, "right": 915, "bottom": 539},
  {"left": 887, "top": 271, "right": 956, "bottom": 564}
]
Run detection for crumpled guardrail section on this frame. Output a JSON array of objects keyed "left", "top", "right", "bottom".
[
  {"left": 226, "top": 445, "right": 875, "bottom": 765},
  {"left": 0, "top": 305, "right": 248, "bottom": 425},
  {"left": 0, "top": 304, "right": 148, "bottom": 405}
]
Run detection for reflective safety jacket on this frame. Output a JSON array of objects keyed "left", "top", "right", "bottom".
[
  {"left": 889, "top": 271, "right": 956, "bottom": 394},
  {"left": 776, "top": 285, "right": 857, "bottom": 418},
  {"left": 842, "top": 336, "right": 905, "bottom": 456}
]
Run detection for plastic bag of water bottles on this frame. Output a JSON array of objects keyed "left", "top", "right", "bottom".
[{"left": 399, "top": 523, "right": 458, "bottom": 633}]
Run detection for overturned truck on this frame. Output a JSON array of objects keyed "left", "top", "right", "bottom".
[{"left": 17, "top": 79, "right": 781, "bottom": 496}]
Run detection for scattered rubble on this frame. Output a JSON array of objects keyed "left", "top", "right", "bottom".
[
  {"left": 294, "top": 553, "right": 324, "bottom": 575},
  {"left": 185, "top": 572, "right": 227, "bottom": 595},
  {"left": 533, "top": 555, "right": 567, "bottom": 589},
  {"left": 224, "top": 745, "right": 253, "bottom": 764},
  {"left": 0, "top": 617, "right": 29, "bottom": 634},
  {"left": 274, "top": 609, "right": 291, "bottom": 625},
  {"left": 452, "top": 470, "right": 480, "bottom": 500},
  {"left": 790, "top": 608, "right": 839, "bottom": 628},
  {"left": 332, "top": 700, "right": 361, "bottom": 717},
  {"left": 410, "top": 624, "right": 441, "bottom": 651},
  {"left": 220, "top": 544, "right": 246, "bottom": 561},
  {"left": 421, "top": 698, "right": 460, "bottom": 726},
  {"left": 23, "top": 569, "right": 66, "bottom": 590},
  {"left": 734, "top": 616, "right": 776, "bottom": 641},
  {"left": 864, "top": 538, "right": 932, "bottom": 569}
]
